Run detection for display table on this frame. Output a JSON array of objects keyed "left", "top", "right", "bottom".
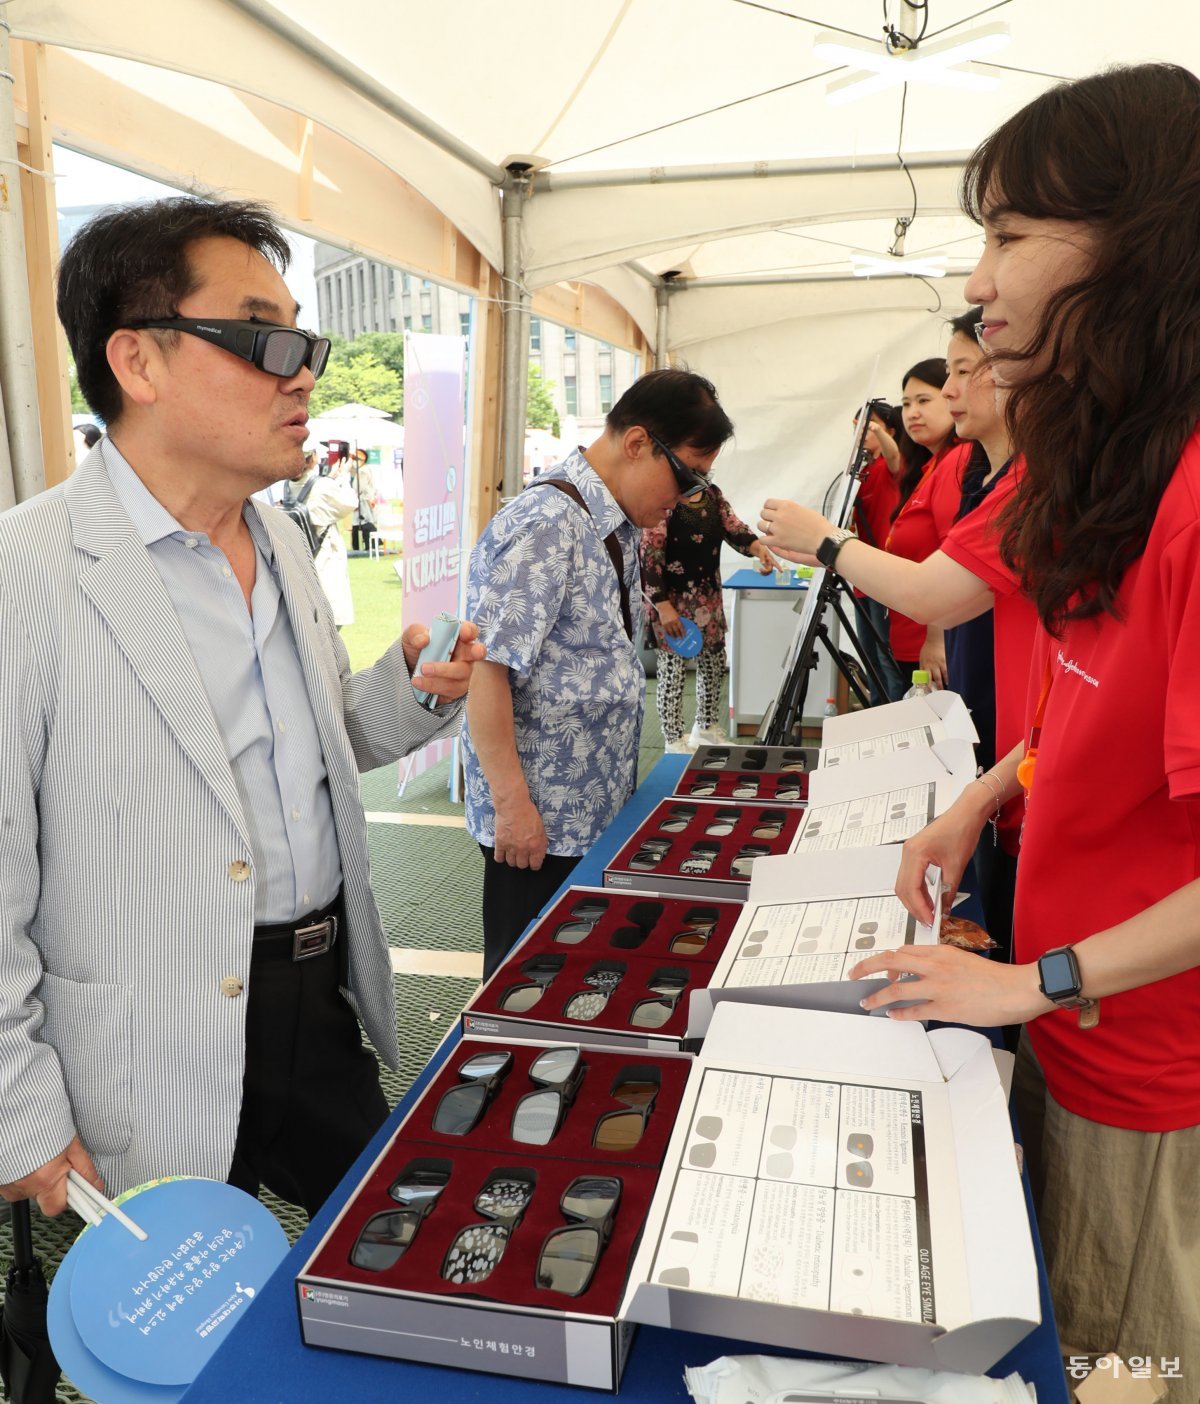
[
  {"left": 181, "top": 757, "right": 1068, "bottom": 1404},
  {"left": 722, "top": 569, "right": 839, "bottom": 733}
]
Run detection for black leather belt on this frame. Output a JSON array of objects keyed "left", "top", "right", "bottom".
[{"left": 253, "top": 893, "right": 341, "bottom": 962}]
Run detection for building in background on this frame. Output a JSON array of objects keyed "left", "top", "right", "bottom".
[{"left": 313, "top": 243, "right": 638, "bottom": 438}]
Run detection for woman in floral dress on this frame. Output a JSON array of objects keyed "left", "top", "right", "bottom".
[{"left": 641, "top": 483, "right": 779, "bottom": 751}]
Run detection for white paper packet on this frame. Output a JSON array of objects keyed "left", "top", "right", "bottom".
[{"left": 684, "top": 1354, "right": 1037, "bottom": 1404}]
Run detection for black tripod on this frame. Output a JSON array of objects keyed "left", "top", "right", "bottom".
[
  {"left": 757, "top": 401, "right": 895, "bottom": 745},
  {"left": 758, "top": 569, "right": 892, "bottom": 744}
]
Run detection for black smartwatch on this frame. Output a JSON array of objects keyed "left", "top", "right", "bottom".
[
  {"left": 815, "top": 527, "right": 855, "bottom": 572},
  {"left": 1037, "top": 945, "right": 1094, "bottom": 1010}
]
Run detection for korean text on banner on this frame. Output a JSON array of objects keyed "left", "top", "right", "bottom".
[{"left": 401, "top": 332, "right": 467, "bottom": 781}]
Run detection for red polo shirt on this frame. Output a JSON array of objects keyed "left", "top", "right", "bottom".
[
  {"left": 940, "top": 462, "right": 1042, "bottom": 854},
  {"left": 1011, "top": 427, "right": 1200, "bottom": 1129},
  {"left": 885, "top": 442, "right": 972, "bottom": 661}
]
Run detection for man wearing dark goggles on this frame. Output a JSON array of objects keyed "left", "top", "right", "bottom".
[
  {"left": 128, "top": 316, "right": 331, "bottom": 381},
  {"left": 0, "top": 195, "right": 484, "bottom": 1228},
  {"left": 648, "top": 431, "right": 714, "bottom": 498}
]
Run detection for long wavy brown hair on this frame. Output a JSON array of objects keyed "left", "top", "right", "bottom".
[{"left": 961, "top": 64, "right": 1200, "bottom": 633}]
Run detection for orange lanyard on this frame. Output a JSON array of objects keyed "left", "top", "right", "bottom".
[{"left": 1016, "top": 656, "right": 1054, "bottom": 796}]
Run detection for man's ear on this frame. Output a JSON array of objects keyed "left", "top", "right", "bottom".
[
  {"left": 106, "top": 328, "right": 160, "bottom": 410},
  {"left": 620, "top": 423, "right": 651, "bottom": 465}
]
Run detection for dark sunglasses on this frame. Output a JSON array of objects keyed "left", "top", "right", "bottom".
[
  {"left": 349, "top": 1159, "right": 451, "bottom": 1271},
  {"left": 511, "top": 1046, "right": 585, "bottom": 1145},
  {"left": 593, "top": 1067, "right": 660, "bottom": 1151},
  {"left": 648, "top": 432, "right": 712, "bottom": 496},
  {"left": 431, "top": 1049, "right": 511, "bottom": 1135},
  {"left": 129, "top": 316, "right": 331, "bottom": 380},
  {"left": 536, "top": 1175, "right": 622, "bottom": 1296}
]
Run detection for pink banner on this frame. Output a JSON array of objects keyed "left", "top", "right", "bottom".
[{"left": 400, "top": 332, "right": 467, "bottom": 783}]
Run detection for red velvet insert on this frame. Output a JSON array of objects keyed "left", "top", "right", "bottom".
[
  {"left": 306, "top": 1042, "right": 688, "bottom": 1314},
  {"left": 470, "top": 948, "right": 705, "bottom": 1040},
  {"left": 674, "top": 768, "right": 810, "bottom": 803},
  {"left": 605, "top": 799, "right": 805, "bottom": 884},
  {"left": 673, "top": 745, "right": 817, "bottom": 805}
]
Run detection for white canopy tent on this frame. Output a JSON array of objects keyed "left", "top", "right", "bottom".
[{"left": 4, "top": 0, "right": 1199, "bottom": 537}]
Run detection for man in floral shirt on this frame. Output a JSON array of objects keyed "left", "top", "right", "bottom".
[{"left": 463, "top": 369, "right": 734, "bottom": 975}]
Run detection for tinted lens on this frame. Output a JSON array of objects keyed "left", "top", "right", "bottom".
[
  {"left": 309, "top": 335, "right": 330, "bottom": 378},
  {"left": 537, "top": 1226, "right": 601, "bottom": 1295},
  {"left": 571, "top": 899, "right": 609, "bottom": 920},
  {"left": 350, "top": 1210, "right": 419, "bottom": 1271},
  {"left": 630, "top": 998, "right": 675, "bottom": 1029},
  {"left": 670, "top": 931, "right": 708, "bottom": 955},
  {"left": 261, "top": 328, "right": 308, "bottom": 377},
  {"left": 460, "top": 1051, "right": 510, "bottom": 1081},
  {"left": 528, "top": 1047, "right": 579, "bottom": 1086},
  {"left": 442, "top": 1222, "right": 510, "bottom": 1284},
  {"left": 433, "top": 1081, "right": 488, "bottom": 1135},
  {"left": 389, "top": 1167, "right": 450, "bottom": 1207},
  {"left": 611, "top": 1077, "right": 659, "bottom": 1106},
  {"left": 593, "top": 1108, "right": 645, "bottom": 1151},
  {"left": 553, "top": 920, "right": 592, "bottom": 945},
  {"left": 511, "top": 1088, "right": 563, "bottom": 1145},
  {"left": 561, "top": 1177, "right": 621, "bottom": 1220},
  {"left": 500, "top": 983, "right": 543, "bottom": 1012},
  {"left": 684, "top": 907, "right": 719, "bottom": 930}
]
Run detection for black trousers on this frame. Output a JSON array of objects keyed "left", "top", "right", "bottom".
[
  {"left": 227, "top": 934, "right": 389, "bottom": 1218},
  {"left": 351, "top": 522, "right": 376, "bottom": 552},
  {"left": 479, "top": 844, "right": 581, "bottom": 980}
]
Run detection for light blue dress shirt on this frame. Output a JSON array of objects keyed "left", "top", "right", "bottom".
[
  {"left": 102, "top": 440, "right": 341, "bottom": 922},
  {"left": 461, "top": 449, "right": 644, "bottom": 856}
]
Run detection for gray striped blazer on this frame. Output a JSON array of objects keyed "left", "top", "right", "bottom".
[{"left": 0, "top": 449, "right": 458, "bottom": 1195}]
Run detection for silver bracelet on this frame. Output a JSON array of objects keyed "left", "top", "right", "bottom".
[{"left": 975, "top": 771, "right": 1005, "bottom": 846}]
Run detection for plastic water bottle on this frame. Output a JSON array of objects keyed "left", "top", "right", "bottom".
[
  {"left": 823, "top": 696, "right": 838, "bottom": 717},
  {"left": 903, "top": 669, "right": 933, "bottom": 699}
]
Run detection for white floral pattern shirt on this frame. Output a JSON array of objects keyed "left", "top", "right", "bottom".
[{"left": 462, "top": 451, "right": 644, "bottom": 855}]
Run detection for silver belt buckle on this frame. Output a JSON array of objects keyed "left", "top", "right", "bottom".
[{"left": 293, "top": 915, "right": 337, "bottom": 961}]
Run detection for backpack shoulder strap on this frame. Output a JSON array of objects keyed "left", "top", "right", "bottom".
[{"left": 527, "top": 478, "right": 632, "bottom": 641}]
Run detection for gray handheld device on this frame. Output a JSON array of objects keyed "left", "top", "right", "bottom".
[{"left": 413, "top": 612, "right": 460, "bottom": 710}]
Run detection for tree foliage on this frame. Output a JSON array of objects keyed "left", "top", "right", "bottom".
[
  {"left": 309, "top": 331, "right": 404, "bottom": 417},
  {"left": 527, "top": 363, "right": 559, "bottom": 434}
]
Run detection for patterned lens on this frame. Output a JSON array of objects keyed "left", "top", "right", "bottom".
[{"left": 442, "top": 1222, "right": 510, "bottom": 1283}]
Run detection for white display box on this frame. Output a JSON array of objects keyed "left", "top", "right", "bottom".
[
  {"left": 788, "top": 740, "right": 977, "bottom": 854},
  {"left": 819, "top": 690, "right": 979, "bottom": 768},
  {"left": 686, "top": 847, "right": 943, "bottom": 1038},
  {"left": 297, "top": 1034, "right": 695, "bottom": 1391},
  {"left": 621, "top": 1003, "right": 1040, "bottom": 1376}
]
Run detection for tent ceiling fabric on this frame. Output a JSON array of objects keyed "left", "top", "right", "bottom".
[
  {"left": 16, "top": 0, "right": 1200, "bottom": 319},
  {"left": 10, "top": 0, "right": 1200, "bottom": 533}
]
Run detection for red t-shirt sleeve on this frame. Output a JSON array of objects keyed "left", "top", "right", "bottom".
[
  {"left": 941, "top": 461, "right": 1021, "bottom": 595},
  {"left": 1161, "top": 518, "right": 1200, "bottom": 799}
]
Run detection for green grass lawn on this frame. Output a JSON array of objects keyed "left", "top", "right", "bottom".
[{"left": 340, "top": 540, "right": 408, "bottom": 672}]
